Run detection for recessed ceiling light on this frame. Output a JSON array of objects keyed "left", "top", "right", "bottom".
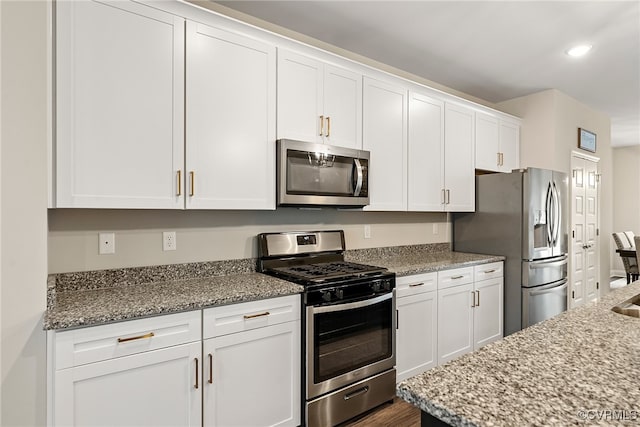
[{"left": 566, "top": 44, "right": 592, "bottom": 57}]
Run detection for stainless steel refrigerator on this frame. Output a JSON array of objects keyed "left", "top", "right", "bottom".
[{"left": 453, "top": 168, "right": 568, "bottom": 336}]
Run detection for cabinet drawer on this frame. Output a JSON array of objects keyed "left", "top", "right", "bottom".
[
  {"left": 203, "top": 294, "right": 300, "bottom": 339},
  {"left": 54, "top": 310, "right": 201, "bottom": 370},
  {"left": 474, "top": 261, "right": 504, "bottom": 282},
  {"left": 437, "top": 267, "right": 474, "bottom": 290},
  {"left": 396, "top": 272, "right": 437, "bottom": 298}
]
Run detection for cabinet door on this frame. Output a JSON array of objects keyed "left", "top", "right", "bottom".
[
  {"left": 323, "top": 64, "right": 362, "bottom": 149},
  {"left": 54, "top": 342, "right": 201, "bottom": 427},
  {"left": 56, "top": 0, "right": 184, "bottom": 208},
  {"left": 277, "top": 49, "right": 323, "bottom": 143},
  {"left": 473, "top": 277, "right": 504, "bottom": 349},
  {"left": 363, "top": 77, "right": 408, "bottom": 211},
  {"left": 499, "top": 120, "right": 520, "bottom": 172},
  {"left": 475, "top": 112, "right": 500, "bottom": 172},
  {"left": 203, "top": 321, "right": 301, "bottom": 427},
  {"left": 437, "top": 283, "right": 473, "bottom": 364},
  {"left": 396, "top": 291, "right": 437, "bottom": 382},
  {"left": 407, "top": 91, "right": 445, "bottom": 211},
  {"left": 186, "top": 21, "right": 276, "bottom": 209},
  {"left": 444, "top": 103, "right": 475, "bottom": 212}
]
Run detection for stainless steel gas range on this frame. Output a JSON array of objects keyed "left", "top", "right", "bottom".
[{"left": 258, "top": 230, "right": 396, "bottom": 427}]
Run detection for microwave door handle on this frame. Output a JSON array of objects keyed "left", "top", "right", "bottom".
[{"left": 353, "top": 159, "right": 363, "bottom": 196}]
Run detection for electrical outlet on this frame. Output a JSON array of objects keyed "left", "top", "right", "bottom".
[
  {"left": 364, "top": 225, "right": 371, "bottom": 239},
  {"left": 163, "top": 231, "right": 177, "bottom": 251},
  {"left": 99, "top": 233, "right": 115, "bottom": 254}
]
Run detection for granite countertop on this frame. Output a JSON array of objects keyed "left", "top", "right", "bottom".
[
  {"left": 45, "top": 244, "right": 505, "bottom": 331},
  {"left": 45, "top": 261, "right": 303, "bottom": 331},
  {"left": 397, "top": 282, "right": 640, "bottom": 426},
  {"left": 346, "top": 244, "right": 504, "bottom": 276}
]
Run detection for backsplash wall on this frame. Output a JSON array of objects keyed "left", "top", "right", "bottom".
[{"left": 48, "top": 209, "right": 449, "bottom": 273}]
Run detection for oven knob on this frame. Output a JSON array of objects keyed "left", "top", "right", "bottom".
[
  {"left": 334, "top": 289, "right": 344, "bottom": 299},
  {"left": 383, "top": 279, "right": 392, "bottom": 291},
  {"left": 372, "top": 281, "right": 381, "bottom": 292},
  {"left": 321, "top": 291, "right": 332, "bottom": 302}
]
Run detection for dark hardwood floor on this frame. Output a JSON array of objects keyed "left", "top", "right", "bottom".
[{"left": 341, "top": 398, "right": 420, "bottom": 427}]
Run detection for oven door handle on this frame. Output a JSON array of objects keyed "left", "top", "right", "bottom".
[{"left": 312, "top": 292, "right": 393, "bottom": 314}]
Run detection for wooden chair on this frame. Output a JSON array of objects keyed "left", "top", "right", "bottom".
[{"left": 612, "top": 232, "right": 638, "bottom": 283}]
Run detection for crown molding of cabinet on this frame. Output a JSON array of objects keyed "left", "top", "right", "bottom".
[{"left": 187, "top": 0, "right": 497, "bottom": 111}]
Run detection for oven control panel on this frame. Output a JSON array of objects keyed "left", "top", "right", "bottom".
[{"left": 306, "top": 275, "right": 395, "bottom": 306}]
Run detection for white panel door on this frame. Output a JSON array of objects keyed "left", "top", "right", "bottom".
[
  {"left": 323, "top": 65, "right": 362, "bottom": 148},
  {"left": 363, "top": 77, "right": 408, "bottom": 211},
  {"left": 570, "top": 156, "right": 599, "bottom": 307},
  {"left": 499, "top": 120, "right": 520, "bottom": 172},
  {"left": 437, "top": 283, "right": 473, "bottom": 364},
  {"left": 396, "top": 291, "right": 438, "bottom": 382},
  {"left": 584, "top": 159, "right": 599, "bottom": 302},
  {"left": 444, "top": 103, "right": 475, "bottom": 211},
  {"left": 56, "top": 0, "right": 184, "bottom": 208},
  {"left": 54, "top": 342, "right": 201, "bottom": 427},
  {"left": 475, "top": 112, "right": 500, "bottom": 172},
  {"left": 473, "top": 278, "right": 504, "bottom": 349},
  {"left": 407, "top": 91, "right": 445, "bottom": 211},
  {"left": 277, "top": 49, "right": 323, "bottom": 143},
  {"left": 203, "top": 322, "right": 301, "bottom": 427},
  {"left": 186, "top": 21, "right": 276, "bottom": 209}
]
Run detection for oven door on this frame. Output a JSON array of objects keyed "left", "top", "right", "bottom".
[{"left": 306, "top": 291, "right": 395, "bottom": 399}]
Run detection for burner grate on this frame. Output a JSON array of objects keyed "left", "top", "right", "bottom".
[{"left": 272, "top": 261, "right": 385, "bottom": 282}]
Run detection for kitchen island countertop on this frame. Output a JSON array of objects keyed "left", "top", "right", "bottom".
[{"left": 397, "top": 281, "right": 640, "bottom": 426}]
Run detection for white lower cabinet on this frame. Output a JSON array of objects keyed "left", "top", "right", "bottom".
[
  {"left": 55, "top": 342, "right": 202, "bottom": 427},
  {"left": 49, "top": 295, "right": 301, "bottom": 427},
  {"left": 395, "top": 272, "right": 437, "bottom": 382},
  {"left": 202, "top": 295, "right": 301, "bottom": 427},
  {"left": 437, "top": 263, "right": 504, "bottom": 365}
]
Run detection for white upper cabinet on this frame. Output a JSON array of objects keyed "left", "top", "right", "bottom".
[
  {"left": 56, "top": 0, "right": 184, "bottom": 208},
  {"left": 444, "top": 103, "right": 475, "bottom": 212},
  {"left": 185, "top": 21, "right": 276, "bottom": 209},
  {"left": 362, "top": 77, "right": 408, "bottom": 211},
  {"left": 408, "top": 91, "right": 445, "bottom": 211},
  {"left": 277, "top": 49, "right": 362, "bottom": 148},
  {"left": 476, "top": 111, "right": 520, "bottom": 173}
]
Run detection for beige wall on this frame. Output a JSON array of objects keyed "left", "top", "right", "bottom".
[
  {"left": 498, "top": 89, "right": 613, "bottom": 293},
  {"left": 611, "top": 145, "right": 640, "bottom": 274},
  {"left": 1, "top": 1, "right": 49, "bottom": 425},
  {"left": 49, "top": 209, "right": 448, "bottom": 273}
]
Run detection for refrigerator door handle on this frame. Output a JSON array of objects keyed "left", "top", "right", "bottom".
[
  {"left": 528, "top": 278, "right": 568, "bottom": 296},
  {"left": 529, "top": 254, "right": 568, "bottom": 268},
  {"left": 552, "top": 181, "right": 561, "bottom": 246},
  {"left": 545, "top": 183, "right": 553, "bottom": 246}
]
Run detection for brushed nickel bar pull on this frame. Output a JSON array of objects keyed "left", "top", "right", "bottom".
[
  {"left": 396, "top": 309, "right": 399, "bottom": 330},
  {"left": 117, "top": 332, "right": 154, "bottom": 344},
  {"left": 497, "top": 152, "right": 501, "bottom": 166},
  {"left": 471, "top": 291, "right": 476, "bottom": 307},
  {"left": 319, "top": 115, "right": 324, "bottom": 136},
  {"left": 194, "top": 358, "right": 199, "bottom": 389},
  {"left": 344, "top": 386, "right": 369, "bottom": 400},
  {"left": 243, "top": 311, "right": 270, "bottom": 320},
  {"left": 476, "top": 290, "right": 480, "bottom": 306},
  {"left": 208, "top": 353, "right": 213, "bottom": 384},
  {"left": 326, "top": 116, "right": 331, "bottom": 137},
  {"left": 189, "top": 171, "right": 195, "bottom": 197},
  {"left": 441, "top": 189, "right": 446, "bottom": 204},
  {"left": 446, "top": 189, "right": 451, "bottom": 204},
  {"left": 451, "top": 275, "right": 464, "bottom": 280},
  {"left": 484, "top": 269, "right": 496, "bottom": 274},
  {"left": 501, "top": 153, "right": 504, "bottom": 166},
  {"left": 176, "top": 170, "right": 182, "bottom": 196},
  {"left": 409, "top": 282, "right": 425, "bottom": 287}
]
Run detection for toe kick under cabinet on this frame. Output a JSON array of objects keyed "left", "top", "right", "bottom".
[{"left": 47, "top": 295, "right": 301, "bottom": 427}]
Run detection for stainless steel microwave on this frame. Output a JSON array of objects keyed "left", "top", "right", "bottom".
[{"left": 277, "top": 139, "right": 370, "bottom": 208}]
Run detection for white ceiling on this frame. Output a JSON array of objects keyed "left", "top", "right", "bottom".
[{"left": 215, "top": 0, "right": 640, "bottom": 147}]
